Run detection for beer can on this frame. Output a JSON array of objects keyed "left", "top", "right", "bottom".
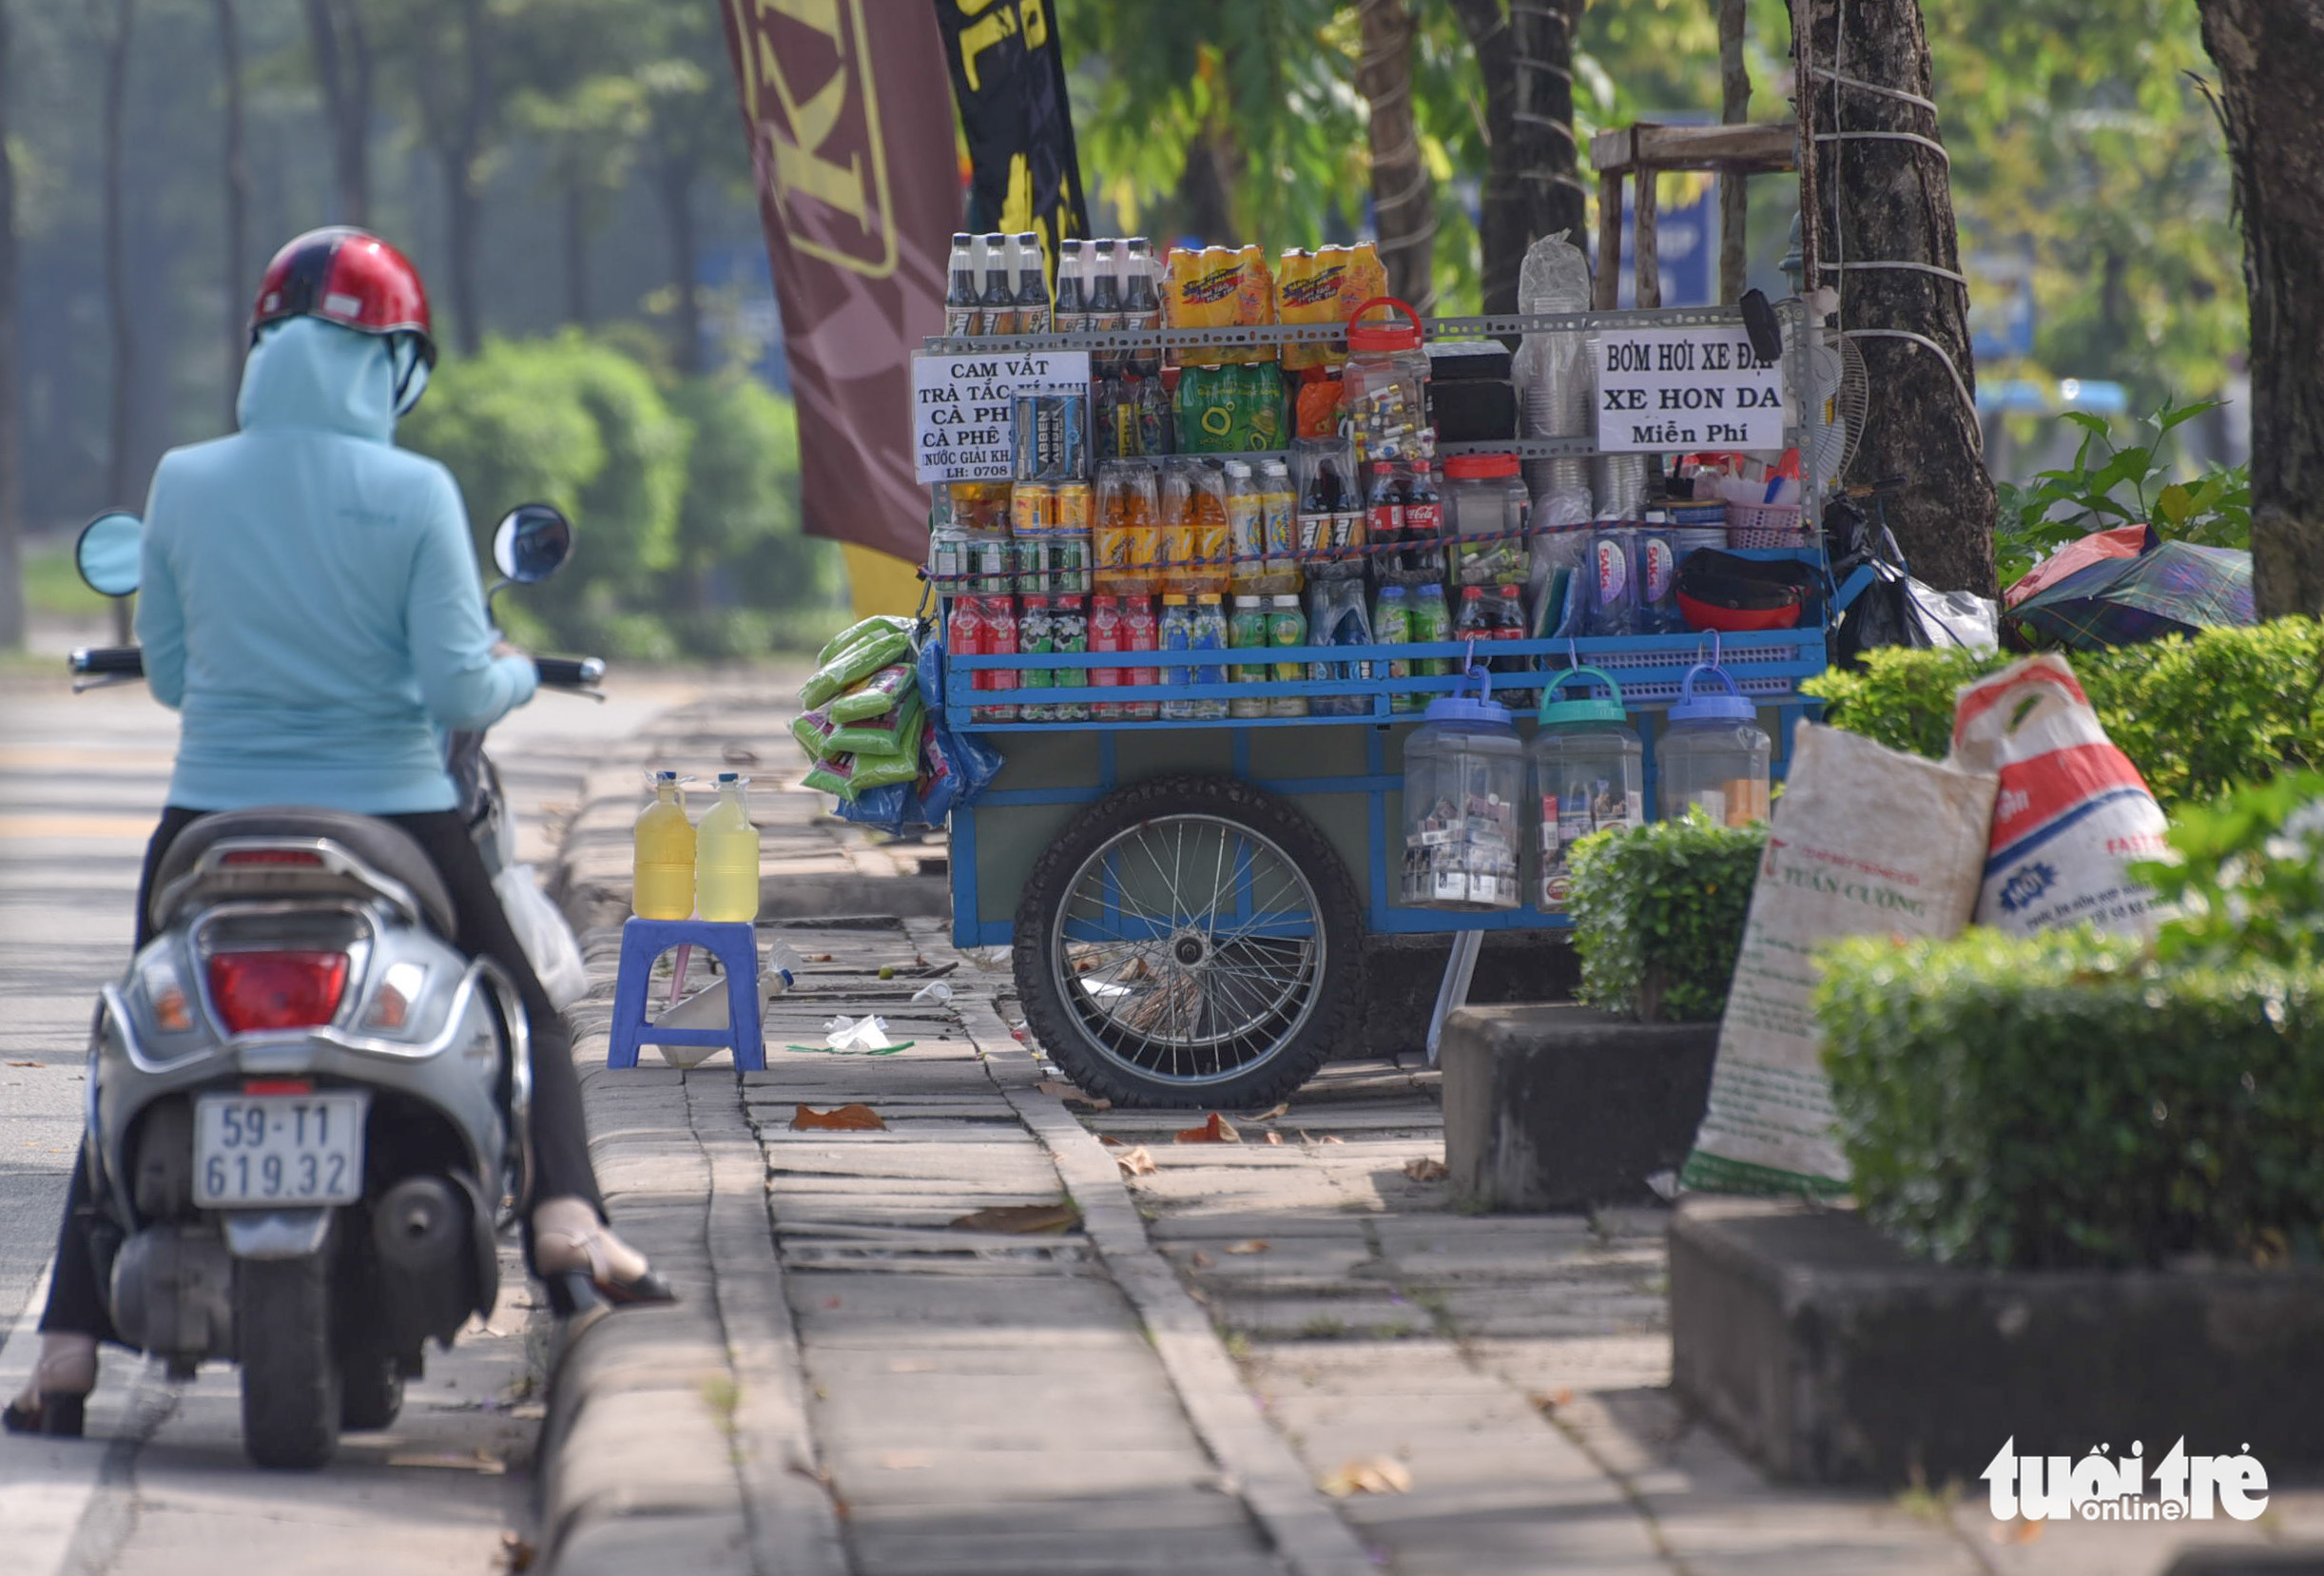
[
  {"left": 968, "top": 533, "right": 1015, "bottom": 596},
  {"left": 1049, "top": 532, "right": 1092, "bottom": 596},
  {"left": 1010, "top": 482, "right": 1054, "bottom": 537},
  {"left": 1055, "top": 392, "right": 1089, "bottom": 478}
]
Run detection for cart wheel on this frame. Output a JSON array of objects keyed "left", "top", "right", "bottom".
[{"left": 1014, "top": 774, "right": 1362, "bottom": 1109}]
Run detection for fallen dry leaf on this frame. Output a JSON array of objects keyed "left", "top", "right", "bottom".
[
  {"left": 1249, "top": 1101, "right": 1290, "bottom": 1122},
  {"left": 1035, "top": 1080, "right": 1113, "bottom": 1111},
  {"left": 1189, "top": 1251, "right": 1214, "bottom": 1269},
  {"left": 1225, "top": 1239, "right": 1271, "bottom": 1255},
  {"left": 6, "top": 1060, "right": 41, "bottom": 1068},
  {"left": 792, "top": 1102, "right": 887, "bottom": 1131},
  {"left": 499, "top": 1532, "right": 536, "bottom": 1573},
  {"left": 949, "top": 1201, "right": 1082, "bottom": 1235},
  {"left": 1115, "top": 1145, "right": 1159, "bottom": 1177},
  {"left": 1098, "top": 1134, "right": 1127, "bottom": 1147},
  {"left": 1530, "top": 1388, "right": 1575, "bottom": 1412},
  {"left": 1174, "top": 1112, "right": 1241, "bottom": 1144},
  {"left": 1402, "top": 1157, "right": 1449, "bottom": 1182},
  {"left": 1320, "top": 1456, "right": 1414, "bottom": 1497},
  {"left": 1320, "top": 1134, "right": 1345, "bottom": 1145},
  {"left": 1263, "top": 1130, "right": 1284, "bottom": 1146},
  {"left": 1990, "top": 1519, "right": 2043, "bottom": 1547}
]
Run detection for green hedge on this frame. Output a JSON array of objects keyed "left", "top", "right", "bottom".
[
  {"left": 1565, "top": 815, "right": 1767, "bottom": 1022},
  {"left": 1816, "top": 927, "right": 2324, "bottom": 1270},
  {"left": 1801, "top": 619, "right": 2324, "bottom": 811}
]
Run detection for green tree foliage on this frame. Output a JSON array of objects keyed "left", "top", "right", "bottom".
[
  {"left": 401, "top": 331, "right": 841, "bottom": 660},
  {"left": 1993, "top": 400, "right": 2251, "bottom": 585}
]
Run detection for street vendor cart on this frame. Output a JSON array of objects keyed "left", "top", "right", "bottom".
[{"left": 916, "top": 293, "right": 1841, "bottom": 1109}]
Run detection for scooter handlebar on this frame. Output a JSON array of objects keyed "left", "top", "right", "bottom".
[
  {"left": 533, "top": 656, "right": 604, "bottom": 691},
  {"left": 70, "top": 646, "right": 145, "bottom": 677}
]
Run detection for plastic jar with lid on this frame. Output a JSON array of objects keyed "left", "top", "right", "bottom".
[
  {"left": 1655, "top": 663, "right": 1772, "bottom": 827},
  {"left": 1443, "top": 453, "right": 1530, "bottom": 588},
  {"left": 1342, "top": 297, "right": 1430, "bottom": 457},
  {"left": 1528, "top": 668, "right": 1643, "bottom": 913},
  {"left": 1400, "top": 672, "right": 1523, "bottom": 910}
]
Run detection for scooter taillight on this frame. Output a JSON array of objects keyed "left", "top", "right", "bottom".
[{"left": 206, "top": 951, "right": 350, "bottom": 1033}]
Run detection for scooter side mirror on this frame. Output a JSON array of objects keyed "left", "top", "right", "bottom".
[
  {"left": 76, "top": 511, "right": 145, "bottom": 597},
  {"left": 491, "top": 504, "right": 573, "bottom": 585}
]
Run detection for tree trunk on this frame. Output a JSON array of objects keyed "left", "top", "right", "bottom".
[
  {"left": 658, "top": 154, "right": 702, "bottom": 375},
  {"left": 2196, "top": 0, "right": 2324, "bottom": 618},
  {"left": 1795, "top": 0, "right": 1995, "bottom": 596},
  {"left": 217, "top": 0, "right": 249, "bottom": 425},
  {"left": 0, "top": 0, "right": 24, "bottom": 651},
  {"left": 1452, "top": 0, "right": 1586, "bottom": 316},
  {"left": 101, "top": 0, "right": 138, "bottom": 642},
  {"left": 1172, "top": 125, "right": 1237, "bottom": 243},
  {"left": 1717, "top": 0, "right": 1749, "bottom": 302},
  {"left": 1355, "top": 0, "right": 1437, "bottom": 312},
  {"left": 304, "top": 0, "right": 370, "bottom": 225},
  {"left": 561, "top": 177, "right": 590, "bottom": 326},
  {"left": 441, "top": 0, "right": 487, "bottom": 357}
]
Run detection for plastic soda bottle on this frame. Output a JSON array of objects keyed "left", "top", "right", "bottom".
[
  {"left": 1089, "top": 593, "right": 1125, "bottom": 721},
  {"left": 980, "top": 233, "right": 1020, "bottom": 338},
  {"left": 1184, "top": 463, "right": 1231, "bottom": 596},
  {"left": 1267, "top": 593, "right": 1308, "bottom": 717},
  {"left": 1373, "top": 583, "right": 1416, "bottom": 712},
  {"left": 1224, "top": 460, "right": 1267, "bottom": 597},
  {"left": 1258, "top": 458, "right": 1301, "bottom": 594},
  {"left": 1014, "top": 230, "right": 1050, "bottom": 335},
  {"left": 632, "top": 770, "right": 695, "bottom": 920},
  {"left": 1158, "top": 594, "right": 1198, "bottom": 720},
  {"left": 1122, "top": 595, "right": 1161, "bottom": 720},
  {"left": 695, "top": 772, "right": 761, "bottom": 923},
  {"left": 1191, "top": 593, "right": 1231, "bottom": 719},
  {"left": 1229, "top": 593, "right": 1270, "bottom": 718}
]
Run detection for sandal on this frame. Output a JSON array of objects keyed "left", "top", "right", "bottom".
[
  {"left": 534, "top": 1225, "right": 678, "bottom": 1310},
  {"left": 3, "top": 1392, "right": 86, "bottom": 1438}
]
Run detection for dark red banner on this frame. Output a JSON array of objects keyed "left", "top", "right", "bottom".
[{"left": 719, "top": 0, "right": 959, "bottom": 561}]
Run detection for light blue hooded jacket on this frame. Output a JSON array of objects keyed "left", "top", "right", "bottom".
[{"left": 136, "top": 316, "right": 537, "bottom": 813}]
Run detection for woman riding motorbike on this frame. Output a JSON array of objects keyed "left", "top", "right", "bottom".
[{"left": 7, "top": 227, "right": 671, "bottom": 1438}]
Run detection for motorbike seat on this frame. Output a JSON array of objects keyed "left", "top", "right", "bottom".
[{"left": 150, "top": 808, "right": 460, "bottom": 939}]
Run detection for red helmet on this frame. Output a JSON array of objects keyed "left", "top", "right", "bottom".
[{"left": 250, "top": 227, "right": 436, "bottom": 367}]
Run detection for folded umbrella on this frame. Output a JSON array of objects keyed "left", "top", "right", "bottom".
[{"left": 2013, "top": 540, "right": 2254, "bottom": 651}]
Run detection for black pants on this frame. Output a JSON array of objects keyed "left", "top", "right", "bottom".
[{"left": 38, "top": 807, "right": 604, "bottom": 1341}]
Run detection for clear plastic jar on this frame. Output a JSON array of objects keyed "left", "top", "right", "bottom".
[
  {"left": 1656, "top": 664, "right": 1772, "bottom": 826},
  {"left": 1342, "top": 297, "right": 1429, "bottom": 458},
  {"left": 1401, "top": 680, "right": 1523, "bottom": 910},
  {"left": 1443, "top": 453, "right": 1531, "bottom": 589},
  {"left": 1528, "top": 668, "right": 1644, "bottom": 913}
]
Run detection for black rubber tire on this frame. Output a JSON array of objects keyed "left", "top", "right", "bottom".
[
  {"left": 236, "top": 1255, "right": 342, "bottom": 1470},
  {"left": 1013, "top": 774, "right": 1362, "bottom": 1109},
  {"left": 339, "top": 1344, "right": 404, "bottom": 1430}
]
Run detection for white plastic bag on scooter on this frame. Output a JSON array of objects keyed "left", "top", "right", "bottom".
[{"left": 494, "top": 863, "right": 590, "bottom": 1009}]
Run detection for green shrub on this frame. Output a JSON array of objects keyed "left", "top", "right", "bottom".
[
  {"left": 1565, "top": 814, "right": 1767, "bottom": 1022},
  {"left": 1803, "top": 619, "right": 2324, "bottom": 811},
  {"left": 401, "top": 332, "right": 846, "bottom": 660},
  {"left": 1816, "top": 927, "right": 2324, "bottom": 1270},
  {"left": 2136, "top": 771, "right": 2324, "bottom": 971},
  {"left": 665, "top": 375, "right": 846, "bottom": 657}
]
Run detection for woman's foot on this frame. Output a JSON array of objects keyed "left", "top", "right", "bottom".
[
  {"left": 3, "top": 1333, "right": 97, "bottom": 1437},
  {"left": 532, "top": 1197, "right": 677, "bottom": 1309}
]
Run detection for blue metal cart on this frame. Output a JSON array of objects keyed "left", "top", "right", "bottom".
[{"left": 922, "top": 305, "right": 1837, "bottom": 1108}]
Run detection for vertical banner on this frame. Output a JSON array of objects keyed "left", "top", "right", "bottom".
[
  {"left": 719, "top": 0, "right": 959, "bottom": 564},
  {"left": 934, "top": 0, "right": 1090, "bottom": 265}
]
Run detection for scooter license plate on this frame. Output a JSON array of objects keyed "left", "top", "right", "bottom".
[{"left": 193, "top": 1092, "right": 368, "bottom": 1208}]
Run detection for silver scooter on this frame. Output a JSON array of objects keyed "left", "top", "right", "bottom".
[{"left": 63, "top": 504, "right": 600, "bottom": 1469}]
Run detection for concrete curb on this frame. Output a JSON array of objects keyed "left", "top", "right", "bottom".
[{"left": 538, "top": 950, "right": 847, "bottom": 1576}]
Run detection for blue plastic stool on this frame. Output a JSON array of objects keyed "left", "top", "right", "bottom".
[{"left": 606, "top": 917, "right": 765, "bottom": 1072}]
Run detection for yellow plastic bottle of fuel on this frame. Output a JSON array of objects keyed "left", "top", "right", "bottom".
[
  {"left": 695, "top": 772, "right": 762, "bottom": 923},
  {"left": 632, "top": 770, "right": 696, "bottom": 920}
]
